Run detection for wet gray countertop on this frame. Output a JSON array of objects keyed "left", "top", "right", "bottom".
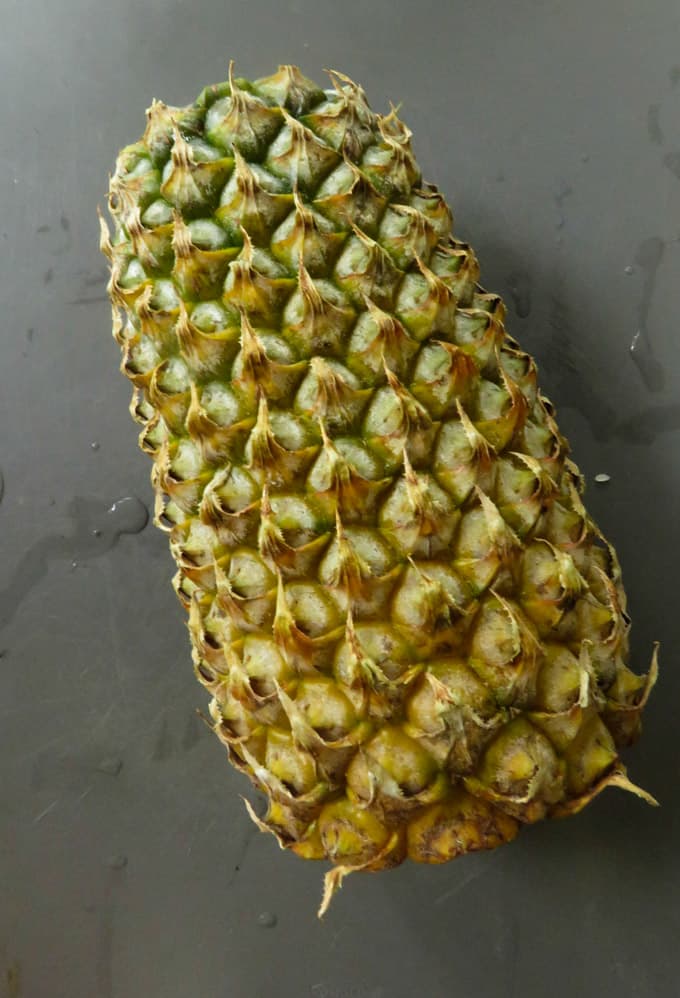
[{"left": 1, "top": 3, "right": 679, "bottom": 996}]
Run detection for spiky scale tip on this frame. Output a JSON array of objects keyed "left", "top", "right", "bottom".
[{"left": 102, "top": 63, "right": 658, "bottom": 918}]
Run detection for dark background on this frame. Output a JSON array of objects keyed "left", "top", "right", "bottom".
[{"left": 1, "top": 2, "right": 678, "bottom": 996}]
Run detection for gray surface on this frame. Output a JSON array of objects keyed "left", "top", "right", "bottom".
[{"left": 1, "top": 2, "right": 678, "bottom": 996}]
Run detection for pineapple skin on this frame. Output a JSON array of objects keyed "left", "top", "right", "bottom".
[{"left": 101, "top": 64, "right": 657, "bottom": 913}]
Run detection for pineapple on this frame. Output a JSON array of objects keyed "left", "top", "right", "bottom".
[{"left": 101, "top": 64, "right": 658, "bottom": 915}]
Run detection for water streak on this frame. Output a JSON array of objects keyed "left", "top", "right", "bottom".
[
  {"left": 0, "top": 496, "right": 149, "bottom": 631},
  {"left": 506, "top": 271, "right": 532, "bottom": 318},
  {"left": 630, "top": 237, "right": 665, "bottom": 391}
]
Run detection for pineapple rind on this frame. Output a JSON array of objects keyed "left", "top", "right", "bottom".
[{"left": 102, "top": 64, "right": 657, "bottom": 907}]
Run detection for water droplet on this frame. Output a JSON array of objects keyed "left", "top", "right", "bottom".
[
  {"left": 624, "top": 265, "right": 634, "bottom": 275},
  {"left": 92, "top": 528, "right": 102, "bottom": 538},
  {"left": 256, "top": 911, "right": 277, "bottom": 928},
  {"left": 106, "top": 496, "right": 149, "bottom": 536},
  {"left": 106, "top": 854, "right": 128, "bottom": 870},
  {"left": 97, "top": 757, "right": 123, "bottom": 776},
  {"left": 91, "top": 441, "right": 100, "bottom": 451},
  {"left": 71, "top": 560, "right": 78, "bottom": 570},
  {"left": 594, "top": 473, "right": 611, "bottom": 484}
]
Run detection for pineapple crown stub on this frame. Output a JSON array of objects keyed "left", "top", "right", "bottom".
[{"left": 102, "top": 63, "right": 658, "bottom": 917}]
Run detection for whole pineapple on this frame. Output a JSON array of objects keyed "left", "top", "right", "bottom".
[{"left": 101, "top": 64, "right": 657, "bottom": 915}]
